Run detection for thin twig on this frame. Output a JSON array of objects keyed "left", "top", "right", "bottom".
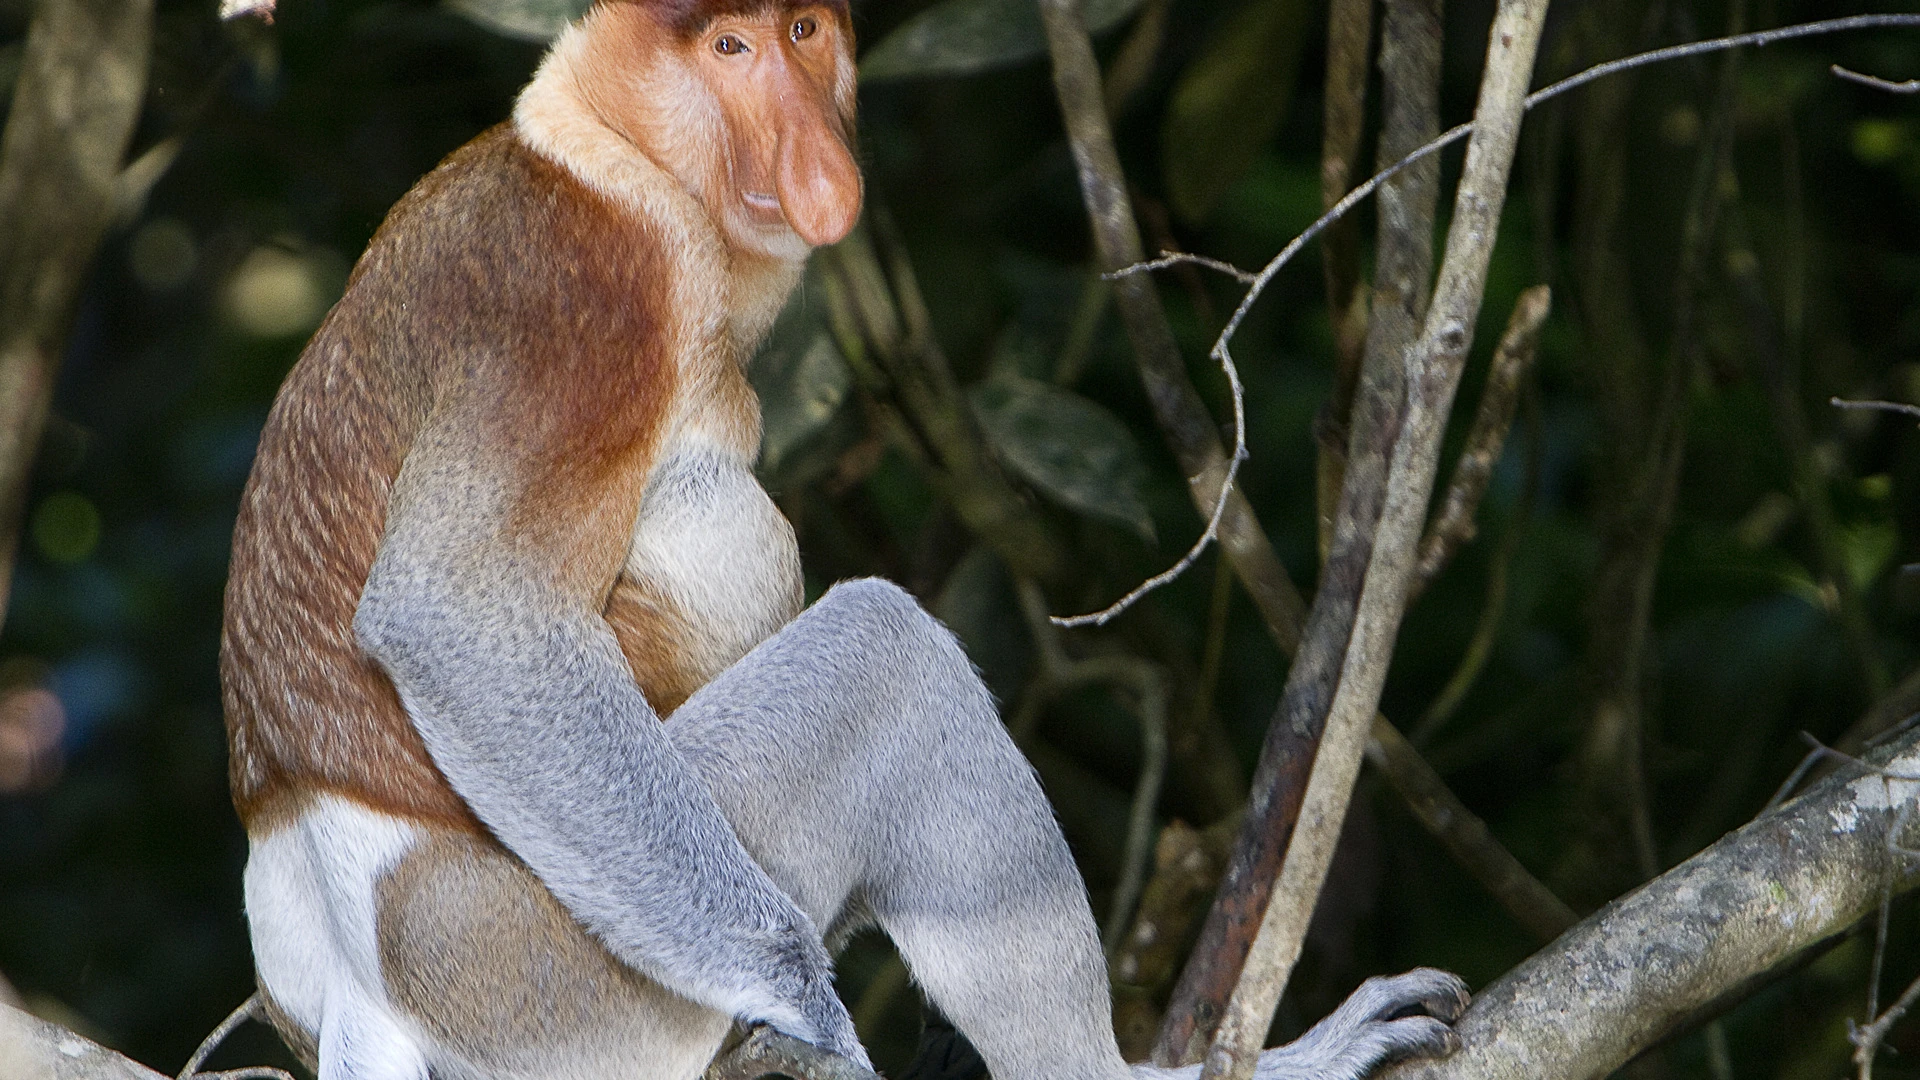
[
  {"left": 1052, "top": 436, "right": 1242, "bottom": 627},
  {"left": 1412, "top": 285, "right": 1551, "bottom": 593},
  {"left": 1050, "top": 282, "right": 1251, "bottom": 628},
  {"left": 177, "top": 995, "right": 294, "bottom": 1080},
  {"left": 1095, "top": 15, "right": 1920, "bottom": 625},
  {"left": 1037, "top": 0, "right": 1308, "bottom": 649},
  {"left": 1110, "top": 250, "right": 1258, "bottom": 284},
  {"left": 1854, "top": 971, "right": 1920, "bottom": 1080},
  {"left": 1368, "top": 718, "right": 1579, "bottom": 941},
  {"left": 179, "top": 997, "right": 260, "bottom": 1080},
  {"left": 1111, "top": 672, "right": 1169, "bottom": 952},
  {"left": 1764, "top": 745, "right": 1826, "bottom": 812},
  {"left": 1833, "top": 64, "right": 1920, "bottom": 93},
  {"left": 1833, "top": 397, "right": 1920, "bottom": 421},
  {"left": 1794, "top": 732, "right": 1920, "bottom": 783}
]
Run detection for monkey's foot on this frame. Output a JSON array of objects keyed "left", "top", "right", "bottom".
[
  {"left": 1248, "top": 967, "right": 1469, "bottom": 1080},
  {"left": 707, "top": 1027, "right": 884, "bottom": 1080}
]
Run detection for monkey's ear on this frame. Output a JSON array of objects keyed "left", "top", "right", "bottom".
[{"left": 777, "top": 122, "right": 861, "bottom": 247}]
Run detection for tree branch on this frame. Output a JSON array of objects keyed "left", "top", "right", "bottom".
[
  {"left": 1035, "top": 0, "right": 1308, "bottom": 650},
  {"left": 0, "top": 0, "right": 154, "bottom": 625},
  {"left": 1367, "top": 719, "right": 1578, "bottom": 941},
  {"left": 1412, "top": 286, "right": 1550, "bottom": 594},
  {"left": 1197, "top": 5, "right": 1550, "bottom": 1078},
  {"left": 1, "top": 1003, "right": 167, "bottom": 1080},
  {"left": 1382, "top": 724, "right": 1920, "bottom": 1080}
]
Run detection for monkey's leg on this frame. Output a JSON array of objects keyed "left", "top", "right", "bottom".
[
  {"left": 665, "top": 578, "right": 1131, "bottom": 1080},
  {"left": 667, "top": 578, "right": 1466, "bottom": 1080}
]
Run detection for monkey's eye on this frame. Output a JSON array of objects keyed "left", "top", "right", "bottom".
[
  {"left": 790, "top": 16, "right": 816, "bottom": 42},
  {"left": 714, "top": 33, "right": 749, "bottom": 55}
]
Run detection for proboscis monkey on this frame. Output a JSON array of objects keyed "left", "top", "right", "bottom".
[{"left": 220, "top": 3, "right": 1469, "bottom": 1079}]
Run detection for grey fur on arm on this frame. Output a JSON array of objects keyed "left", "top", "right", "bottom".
[{"left": 353, "top": 452, "right": 865, "bottom": 1067}]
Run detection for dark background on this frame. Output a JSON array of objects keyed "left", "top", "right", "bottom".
[{"left": 3, "top": 0, "right": 1920, "bottom": 1075}]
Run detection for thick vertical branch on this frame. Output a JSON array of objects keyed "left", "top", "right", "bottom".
[
  {"left": 0, "top": 0, "right": 154, "bottom": 624},
  {"left": 1359, "top": 0, "right": 1446, "bottom": 407},
  {"left": 1317, "top": 0, "right": 1374, "bottom": 467},
  {"left": 1156, "top": 0, "right": 1447, "bottom": 1061},
  {"left": 1197, "top": 6, "right": 1549, "bottom": 1078},
  {"left": 1038, "top": 5, "right": 1568, "bottom": 1065}
]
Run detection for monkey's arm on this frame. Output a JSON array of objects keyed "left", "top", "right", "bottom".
[{"left": 352, "top": 374, "right": 863, "bottom": 1065}]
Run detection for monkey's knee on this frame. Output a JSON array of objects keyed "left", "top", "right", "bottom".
[{"left": 816, "top": 578, "right": 986, "bottom": 692}]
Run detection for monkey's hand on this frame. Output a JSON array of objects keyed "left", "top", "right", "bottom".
[{"left": 355, "top": 399, "right": 867, "bottom": 1069}]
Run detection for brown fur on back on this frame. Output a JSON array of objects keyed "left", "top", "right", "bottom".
[{"left": 222, "top": 126, "right": 680, "bottom": 829}]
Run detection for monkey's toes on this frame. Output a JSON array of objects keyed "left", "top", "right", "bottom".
[{"left": 1352, "top": 968, "right": 1470, "bottom": 1025}]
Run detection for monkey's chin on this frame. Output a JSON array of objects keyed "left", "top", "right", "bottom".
[{"left": 726, "top": 214, "right": 813, "bottom": 262}]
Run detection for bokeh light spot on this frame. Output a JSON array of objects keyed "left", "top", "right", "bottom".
[
  {"left": 30, "top": 491, "right": 101, "bottom": 565},
  {"left": 128, "top": 218, "right": 198, "bottom": 292}
]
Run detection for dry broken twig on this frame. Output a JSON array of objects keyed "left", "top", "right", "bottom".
[
  {"left": 1832, "top": 64, "right": 1920, "bottom": 92},
  {"left": 1854, "top": 969, "right": 1920, "bottom": 1080},
  {"left": 1036, "top": 0, "right": 1307, "bottom": 644},
  {"left": 1832, "top": 396, "right": 1920, "bottom": 421},
  {"left": 1412, "top": 286, "right": 1551, "bottom": 593}
]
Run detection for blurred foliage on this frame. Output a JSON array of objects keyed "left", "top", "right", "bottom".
[
  {"left": 860, "top": 0, "right": 1147, "bottom": 80},
  {"left": 3, "top": 0, "right": 1920, "bottom": 1077}
]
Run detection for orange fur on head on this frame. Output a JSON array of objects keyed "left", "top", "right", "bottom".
[{"left": 573, "top": 1, "right": 860, "bottom": 257}]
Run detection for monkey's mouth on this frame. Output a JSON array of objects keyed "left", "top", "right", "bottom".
[{"left": 741, "top": 191, "right": 785, "bottom": 225}]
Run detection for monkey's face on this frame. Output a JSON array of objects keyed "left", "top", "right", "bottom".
[{"left": 581, "top": 2, "right": 862, "bottom": 259}]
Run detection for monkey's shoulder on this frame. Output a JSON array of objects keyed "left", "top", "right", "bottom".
[{"left": 321, "top": 126, "right": 682, "bottom": 379}]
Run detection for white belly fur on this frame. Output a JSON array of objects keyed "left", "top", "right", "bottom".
[
  {"left": 247, "top": 797, "right": 734, "bottom": 1080},
  {"left": 624, "top": 446, "right": 802, "bottom": 682},
  {"left": 245, "top": 795, "right": 428, "bottom": 1080}
]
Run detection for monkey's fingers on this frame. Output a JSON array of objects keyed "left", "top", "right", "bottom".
[{"left": 708, "top": 1026, "right": 887, "bottom": 1080}]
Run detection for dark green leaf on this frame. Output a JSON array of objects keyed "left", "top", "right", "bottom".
[
  {"left": 444, "top": 0, "right": 589, "bottom": 41},
  {"left": 861, "top": 0, "right": 1150, "bottom": 82},
  {"left": 754, "top": 332, "right": 854, "bottom": 480},
  {"left": 1161, "top": 0, "right": 1310, "bottom": 223},
  {"left": 968, "top": 376, "right": 1155, "bottom": 542}
]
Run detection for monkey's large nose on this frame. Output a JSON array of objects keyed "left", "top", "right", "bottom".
[{"left": 777, "top": 131, "right": 862, "bottom": 248}]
